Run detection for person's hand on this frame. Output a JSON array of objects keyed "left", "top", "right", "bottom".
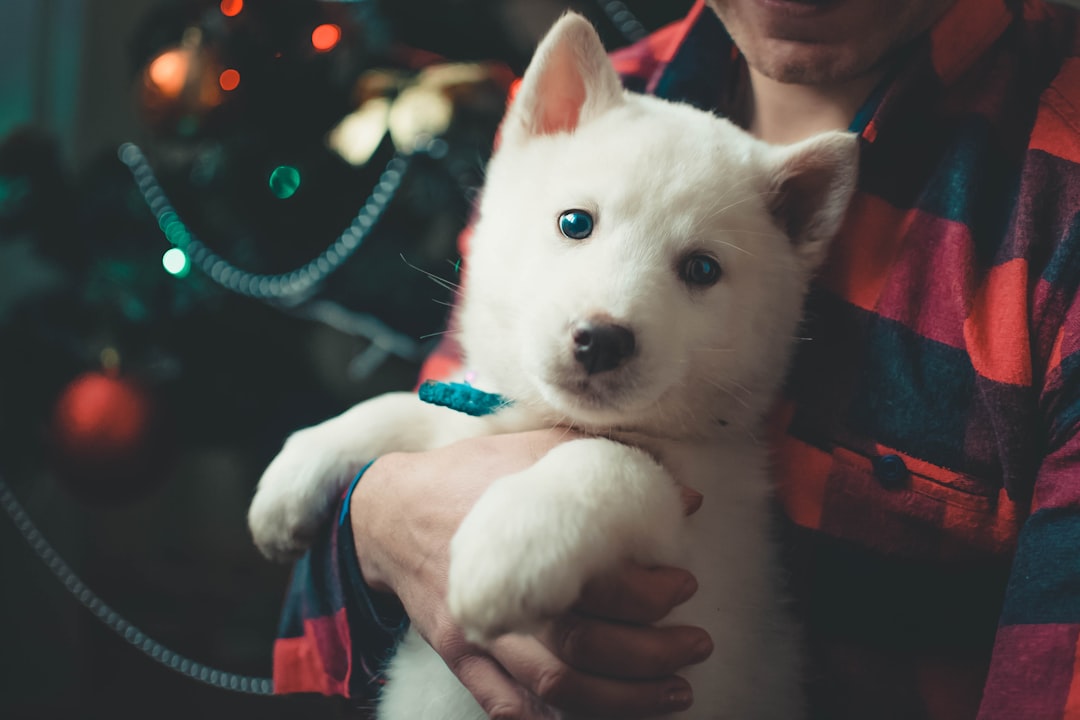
[{"left": 351, "top": 432, "right": 711, "bottom": 718}]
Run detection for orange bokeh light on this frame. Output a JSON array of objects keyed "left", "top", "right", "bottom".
[
  {"left": 220, "top": 0, "right": 243, "bottom": 17},
  {"left": 311, "top": 24, "right": 341, "bottom": 52},
  {"left": 147, "top": 49, "right": 189, "bottom": 98},
  {"left": 219, "top": 68, "right": 240, "bottom": 91}
]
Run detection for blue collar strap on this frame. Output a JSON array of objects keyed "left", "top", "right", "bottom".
[{"left": 417, "top": 380, "right": 513, "bottom": 417}]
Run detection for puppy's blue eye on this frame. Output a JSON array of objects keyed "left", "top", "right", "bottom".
[
  {"left": 558, "top": 210, "right": 594, "bottom": 240},
  {"left": 682, "top": 254, "right": 722, "bottom": 287}
]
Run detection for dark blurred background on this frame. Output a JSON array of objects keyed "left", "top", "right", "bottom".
[{"left": 0, "top": 1, "right": 692, "bottom": 718}]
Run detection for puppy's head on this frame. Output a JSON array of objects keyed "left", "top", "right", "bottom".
[{"left": 460, "top": 13, "right": 858, "bottom": 438}]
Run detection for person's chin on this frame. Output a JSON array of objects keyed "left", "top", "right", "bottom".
[
  {"left": 746, "top": 38, "right": 867, "bottom": 85},
  {"left": 712, "top": 0, "right": 951, "bottom": 84}
]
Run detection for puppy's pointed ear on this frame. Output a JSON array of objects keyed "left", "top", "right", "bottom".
[
  {"left": 764, "top": 131, "right": 859, "bottom": 270},
  {"left": 503, "top": 13, "right": 624, "bottom": 143}
]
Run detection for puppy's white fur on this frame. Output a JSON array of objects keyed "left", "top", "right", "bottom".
[{"left": 249, "top": 13, "right": 857, "bottom": 720}]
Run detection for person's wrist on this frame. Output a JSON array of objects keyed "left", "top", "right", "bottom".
[{"left": 350, "top": 453, "right": 399, "bottom": 595}]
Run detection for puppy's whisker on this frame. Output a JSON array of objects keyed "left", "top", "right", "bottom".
[
  {"left": 400, "top": 254, "right": 464, "bottom": 296},
  {"left": 556, "top": 420, "right": 578, "bottom": 442},
  {"left": 729, "top": 380, "right": 753, "bottom": 397},
  {"left": 718, "top": 228, "right": 787, "bottom": 238},
  {"left": 421, "top": 273, "right": 463, "bottom": 296},
  {"left": 418, "top": 329, "right": 461, "bottom": 340},
  {"left": 704, "top": 378, "right": 752, "bottom": 409}
]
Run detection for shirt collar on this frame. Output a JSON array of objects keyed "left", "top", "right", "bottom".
[
  {"left": 648, "top": 0, "right": 1017, "bottom": 142},
  {"left": 926, "top": 0, "right": 1014, "bottom": 86},
  {"left": 645, "top": 1, "right": 735, "bottom": 114}
]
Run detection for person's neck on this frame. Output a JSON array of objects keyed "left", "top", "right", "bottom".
[{"left": 743, "top": 66, "right": 885, "bottom": 145}]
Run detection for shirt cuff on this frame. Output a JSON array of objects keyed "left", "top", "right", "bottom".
[{"left": 338, "top": 462, "right": 409, "bottom": 638}]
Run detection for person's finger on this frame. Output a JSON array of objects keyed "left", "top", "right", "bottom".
[
  {"left": 451, "top": 653, "right": 556, "bottom": 720},
  {"left": 575, "top": 563, "right": 698, "bottom": 623},
  {"left": 541, "top": 612, "right": 713, "bottom": 679},
  {"left": 435, "top": 626, "right": 558, "bottom": 720},
  {"left": 491, "top": 634, "right": 695, "bottom": 719}
]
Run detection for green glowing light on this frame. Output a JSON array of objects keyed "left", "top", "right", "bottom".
[
  {"left": 162, "top": 247, "right": 191, "bottom": 277},
  {"left": 269, "top": 165, "right": 301, "bottom": 199},
  {"left": 164, "top": 220, "right": 189, "bottom": 247},
  {"left": 157, "top": 210, "right": 178, "bottom": 231}
]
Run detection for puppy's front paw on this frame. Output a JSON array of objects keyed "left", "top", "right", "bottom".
[
  {"left": 447, "top": 478, "right": 595, "bottom": 644},
  {"left": 248, "top": 431, "right": 359, "bottom": 562}
]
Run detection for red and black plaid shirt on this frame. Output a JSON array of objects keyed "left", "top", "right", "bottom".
[{"left": 274, "top": 1, "right": 1080, "bottom": 717}]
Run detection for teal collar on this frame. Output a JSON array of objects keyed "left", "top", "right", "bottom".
[{"left": 418, "top": 380, "right": 513, "bottom": 417}]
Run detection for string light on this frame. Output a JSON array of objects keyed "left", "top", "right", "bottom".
[
  {"left": 268, "top": 165, "right": 301, "bottom": 199},
  {"left": 118, "top": 141, "right": 437, "bottom": 303},
  {"left": 0, "top": 476, "right": 274, "bottom": 695},
  {"left": 220, "top": 0, "right": 243, "bottom": 17},
  {"left": 311, "top": 24, "right": 341, "bottom": 52},
  {"left": 218, "top": 68, "right": 240, "bottom": 92},
  {"left": 162, "top": 247, "right": 191, "bottom": 277},
  {"left": 598, "top": 1, "right": 647, "bottom": 43}
]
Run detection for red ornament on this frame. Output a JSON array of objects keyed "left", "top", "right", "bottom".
[{"left": 50, "top": 372, "right": 172, "bottom": 504}]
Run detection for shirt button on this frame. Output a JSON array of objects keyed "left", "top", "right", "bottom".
[{"left": 873, "top": 454, "right": 908, "bottom": 489}]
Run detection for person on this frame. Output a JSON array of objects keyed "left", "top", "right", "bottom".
[{"left": 271, "top": 0, "right": 1080, "bottom": 718}]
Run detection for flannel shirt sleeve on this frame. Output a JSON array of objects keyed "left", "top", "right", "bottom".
[
  {"left": 976, "top": 77, "right": 1080, "bottom": 718},
  {"left": 977, "top": 288, "right": 1080, "bottom": 716},
  {"left": 978, "top": 309, "right": 1080, "bottom": 717},
  {"left": 272, "top": 489, "right": 407, "bottom": 703}
]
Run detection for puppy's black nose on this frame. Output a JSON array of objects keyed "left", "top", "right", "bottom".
[{"left": 572, "top": 322, "right": 636, "bottom": 375}]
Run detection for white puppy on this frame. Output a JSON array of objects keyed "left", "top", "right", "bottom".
[{"left": 249, "top": 13, "right": 857, "bottom": 720}]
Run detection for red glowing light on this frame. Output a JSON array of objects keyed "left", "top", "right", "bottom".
[
  {"left": 219, "top": 68, "right": 240, "bottom": 91},
  {"left": 220, "top": 0, "right": 243, "bottom": 17},
  {"left": 311, "top": 24, "right": 341, "bottom": 52}
]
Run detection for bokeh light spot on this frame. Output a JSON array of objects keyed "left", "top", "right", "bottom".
[
  {"left": 147, "top": 49, "right": 188, "bottom": 98},
  {"left": 100, "top": 347, "right": 121, "bottom": 373},
  {"left": 219, "top": 68, "right": 240, "bottom": 91},
  {"left": 311, "top": 24, "right": 341, "bottom": 52},
  {"left": 220, "top": 0, "right": 243, "bottom": 17},
  {"left": 162, "top": 247, "right": 191, "bottom": 277},
  {"left": 269, "top": 166, "right": 301, "bottom": 199}
]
